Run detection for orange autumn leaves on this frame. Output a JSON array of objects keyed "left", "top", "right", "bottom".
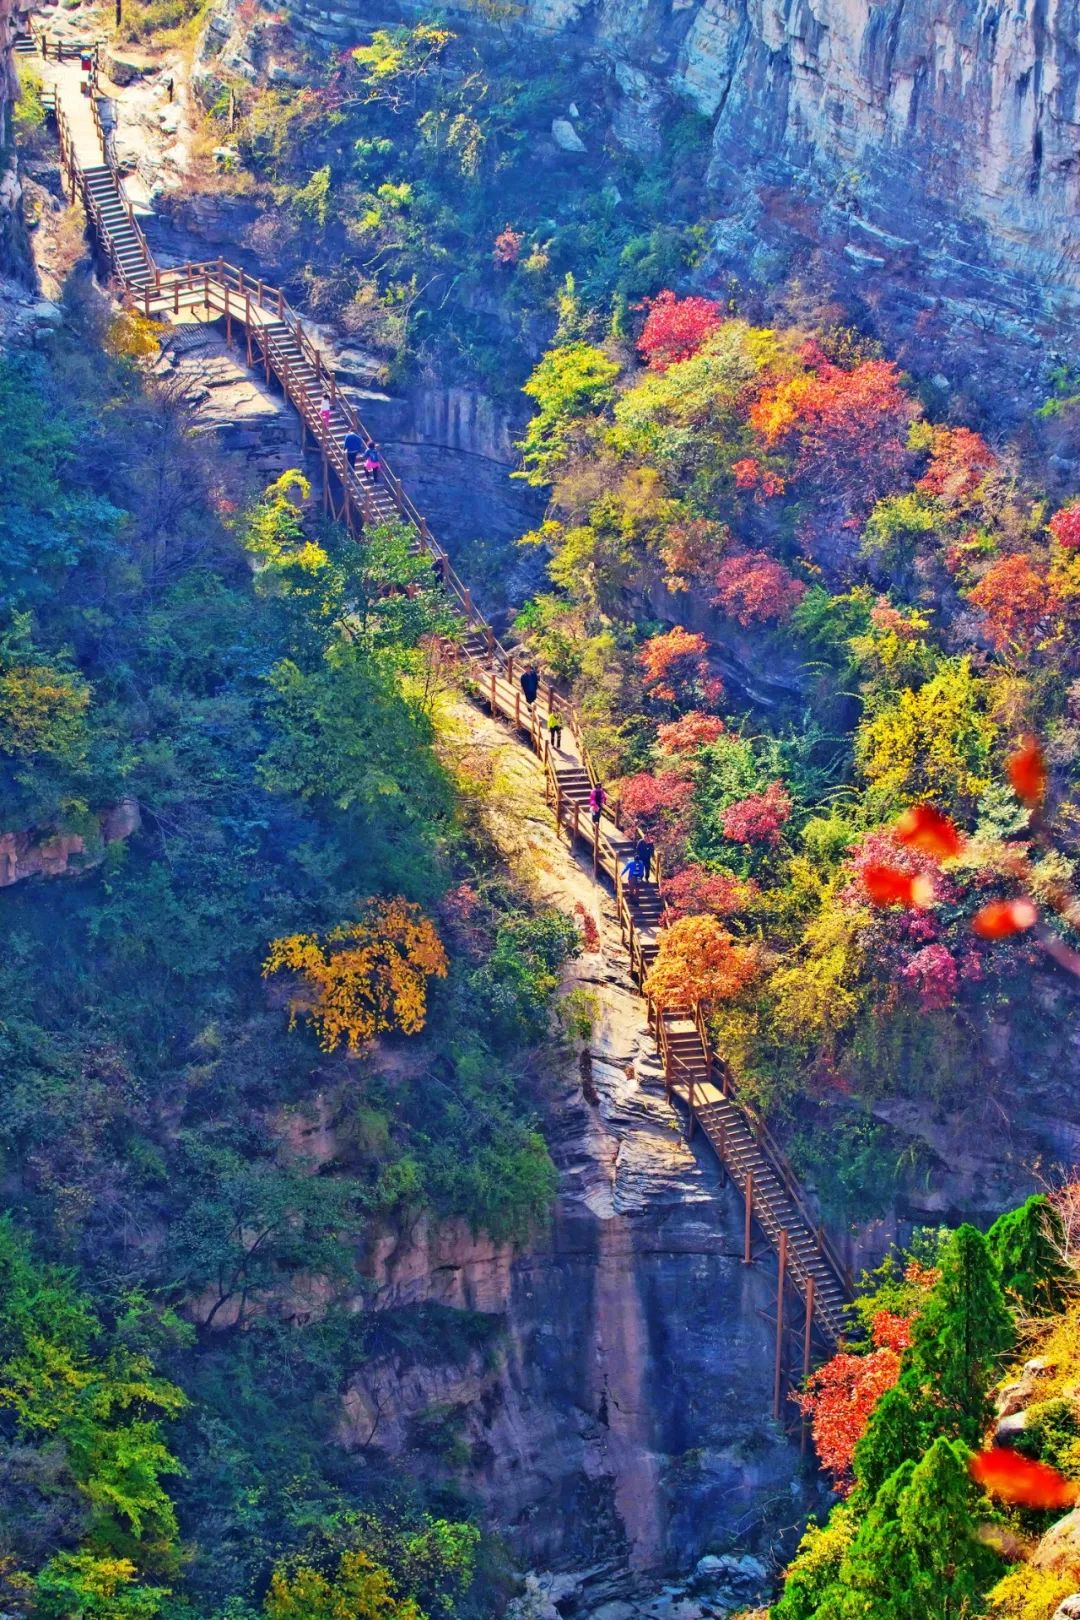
[
  {"left": 264, "top": 898, "right": 448, "bottom": 1053},
  {"left": 796, "top": 1310, "right": 915, "bottom": 1489},
  {"left": 643, "top": 914, "right": 758, "bottom": 1012},
  {"left": 860, "top": 740, "right": 1048, "bottom": 945}
]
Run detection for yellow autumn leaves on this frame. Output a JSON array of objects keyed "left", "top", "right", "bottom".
[{"left": 264, "top": 898, "right": 448, "bottom": 1053}]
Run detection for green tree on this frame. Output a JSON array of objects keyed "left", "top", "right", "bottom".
[
  {"left": 517, "top": 344, "right": 619, "bottom": 485},
  {"left": 850, "top": 1380, "right": 936, "bottom": 1505},
  {"left": 772, "top": 1509, "right": 854, "bottom": 1620},
  {"left": 821, "top": 1439, "right": 998, "bottom": 1620},
  {"left": 987, "top": 1195, "right": 1071, "bottom": 1317},
  {"left": 904, "top": 1223, "right": 1015, "bottom": 1445}
]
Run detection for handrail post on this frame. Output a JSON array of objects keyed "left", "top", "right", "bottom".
[
  {"left": 489, "top": 669, "right": 497, "bottom": 717},
  {"left": 744, "top": 1171, "right": 754, "bottom": 1264},
  {"left": 773, "top": 1229, "right": 788, "bottom": 1420}
]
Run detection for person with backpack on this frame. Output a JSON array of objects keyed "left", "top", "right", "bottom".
[
  {"left": 319, "top": 393, "right": 332, "bottom": 430},
  {"left": 589, "top": 782, "right": 606, "bottom": 827},
  {"left": 363, "top": 444, "right": 382, "bottom": 483},
  {"left": 635, "top": 835, "right": 655, "bottom": 883},
  {"left": 547, "top": 710, "right": 563, "bottom": 751},
  {"left": 622, "top": 854, "right": 645, "bottom": 903},
  {"left": 520, "top": 667, "right": 540, "bottom": 707},
  {"left": 344, "top": 430, "right": 363, "bottom": 470}
]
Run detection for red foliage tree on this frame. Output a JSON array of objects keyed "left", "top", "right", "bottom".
[
  {"left": 660, "top": 864, "right": 752, "bottom": 921},
  {"left": 637, "top": 290, "right": 723, "bottom": 372},
  {"left": 1049, "top": 503, "right": 1080, "bottom": 550},
  {"left": 617, "top": 769, "right": 696, "bottom": 861},
  {"left": 721, "top": 781, "right": 792, "bottom": 846},
  {"left": 900, "top": 942, "right": 959, "bottom": 1011},
  {"left": 638, "top": 626, "right": 711, "bottom": 706},
  {"left": 712, "top": 551, "right": 806, "bottom": 626},
  {"left": 657, "top": 712, "right": 726, "bottom": 754},
  {"left": 732, "top": 458, "right": 787, "bottom": 500},
  {"left": 967, "top": 554, "right": 1063, "bottom": 650},
  {"left": 916, "top": 426, "right": 996, "bottom": 503},
  {"left": 795, "top": 1311, "right": 914, "bottom": 1491},
  {"left": 750, "top": 358, "right": 917, "bottom": 520}
]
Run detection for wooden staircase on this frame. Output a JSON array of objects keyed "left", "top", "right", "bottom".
[
  {"left": 81, "top": 164, "right": 154, "bottom": 288},
  {"left": 43, "top": 43, "right": 856, "bottom": 1371}
]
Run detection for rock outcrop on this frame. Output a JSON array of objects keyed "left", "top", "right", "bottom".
[{"left": 0, "top": 800, "right": 141, "bottom": 887}]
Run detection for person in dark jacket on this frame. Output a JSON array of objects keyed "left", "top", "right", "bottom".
[
  {"left": 635, "top": 836, "right": 655, "bottom": 883},
  {"left": 344, "top": 430, "right": 363, "bottom": 470},
  {"left": 520, "top": 667, "right": 540, "bottom": 707}
]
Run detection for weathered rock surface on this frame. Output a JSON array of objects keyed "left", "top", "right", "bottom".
[
  {"left": 0, "top": 0, "right": 34, "bottom": 280},
  {"left": 1035, "top": 1506, "right": 1080, "bottom": 1579},
  {"left": 0, "top": 799, "right": 141, "bottom": 887}
]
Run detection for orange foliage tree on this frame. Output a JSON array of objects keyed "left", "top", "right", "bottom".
[
  {"left": 750, "top": 358, "right": 917, "bottom": 517},
  {"left": 967, "top": 554, "right": 1063, "bottom": 651},
  {"left": 638, "top": 626, "right": 712, "bottom": 706},
  {"left": 644, "top": 915, "right": 758, "bottom": 1010},
  {"left": 916, "top": 426, "right": 996, "bottom": 503},
  {"left": 794, "top": 1311, "right": 913, "bottom": 1491},
  {"left": 264, "top": 898, "right": 449, "bottom": 1053}
]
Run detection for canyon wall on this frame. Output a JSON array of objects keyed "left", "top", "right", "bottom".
[{"left": 289, "top": 0, "right": 1080, "bottom": 415}]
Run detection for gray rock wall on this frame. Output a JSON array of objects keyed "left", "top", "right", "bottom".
[
  {"left": 287, "top": 0, "right": 1080, "bottom": 412},
  {"left": 0, "top": 0, "right": 29, "bottom": 279}
]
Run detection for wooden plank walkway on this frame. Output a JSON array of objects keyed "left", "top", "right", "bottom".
[{"left": 39, "top": 38, "right": 854, "bottom": 1363}]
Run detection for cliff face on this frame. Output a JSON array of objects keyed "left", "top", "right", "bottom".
[
  {"left": 0, "top": 0, "right": 30, "bottom": 280},
  {"left": 516, "top": 0, "right": 1080, "bottom": 408}
]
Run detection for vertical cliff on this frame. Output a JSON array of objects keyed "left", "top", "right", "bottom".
[
  {"left": 0, "top": 0, "right": 30, "bottom": 280},
  {"left": 513, "top": 0, "right": 1080, "bottom": 409}
]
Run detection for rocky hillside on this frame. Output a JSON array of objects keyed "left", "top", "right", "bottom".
[{"left": 287, "top": 0, "right": 1080, "bottom": 417}]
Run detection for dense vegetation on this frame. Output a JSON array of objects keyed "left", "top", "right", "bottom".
[
  {"left": 507, "top": 296, "right": 1080, "bottom": 1218},
  {"left": 192, "top": 17, "right": 709, "bottom": 393},
  {"left": 0, "top": 297, "right": 582, "bottom": 1613},
  {"left": 768, "top": 1191, "right": 1080, "bottom": 1620}
]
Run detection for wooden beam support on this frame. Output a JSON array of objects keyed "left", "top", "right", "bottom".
[{"left": 744, "top": 1171, "right": 754, "bottom": 1265}]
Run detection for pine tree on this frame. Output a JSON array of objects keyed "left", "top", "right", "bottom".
[
  {"left": 904, "top": 1223, "right": 1014, "bottom": 1446},
  {"left": 812, "top": 1440, "right": 999, "bottom": 1620},
  {"left": 849, "top": 1379, "right": 935, "bottom": 1505},
  {"left": 987, "top": 1195, "right": 1071, "bottom": 1316},
  {"left": 895, "top": 1438, "right": 1001, "bottom": 1618}
]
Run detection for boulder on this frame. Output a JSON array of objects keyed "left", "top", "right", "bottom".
[
  {"left": 994, "top": 1410, "right": 1029, "bottom": 1445},
  {"left": 1054, "top": 1599, "right": 1080, "bottom": 1619},
  {"left": 551, "top": 117, "right": 586, "bottom": 154},
  {"left": 106, "top": 50, "right": 151, "bottom": 85},
  {"left": 1034, "top": 1507, "right": 1080, "bottom": 1579}
]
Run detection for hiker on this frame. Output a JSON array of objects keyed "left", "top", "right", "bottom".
[
  {"left": 547, "top": 709, "right": 563, "bottom": 751},
  {"left": 344, "top": 429, "right": 363, "bottom": 470},
  {"left": 319, "top": 393, "right": 331, "bottom": 429},
  {"left": 363, "top": 444, "right": 381, "bottom": 482},
  {"left": 164, "top": 75, "right": 174, "bottom": 102},
  {"left": 589, "top": 782, "right": 606, "bottom": 827},
  {"left": 635, "top": 835, "right": 655, "bottom": 883},
  {"left": 622, "top": 854, "right": 645, "bottom": 903},
  {"left": 430, "top": 552, "right": 448, "bottom": 589},
  {"left": 520, "top": 666, "right": 539, "bottom": 708}
]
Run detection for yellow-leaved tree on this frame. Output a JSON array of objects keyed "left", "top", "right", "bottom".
[
  {"left": 264, "top": 1550, "right": 420, "bottom": 1619},
  {"left": 644, "top": 914, "right": 758, "bottom": 1011},
  {"left": 264, "top": 898, "right": 448, "bottom": 1053}
]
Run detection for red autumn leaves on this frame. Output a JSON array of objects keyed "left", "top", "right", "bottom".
[{"left": 861, "top": 741, "right": 1048, "bottom": 946}]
